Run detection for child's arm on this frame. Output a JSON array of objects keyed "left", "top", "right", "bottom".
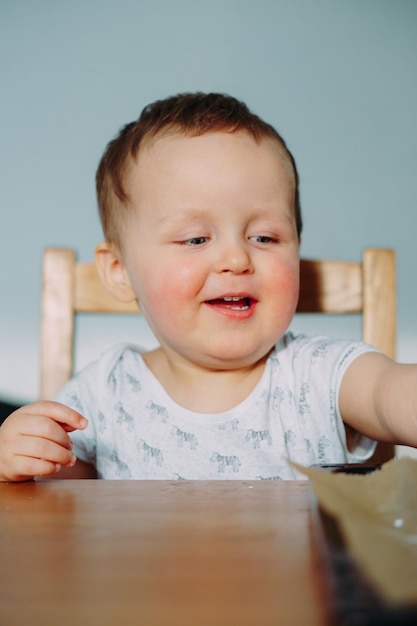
[
  {"left": 340, "top": 351, "right": 417, "bottom": 447},
  {"left": 0, "top": 401, "right": 94, "bottom": 482}
]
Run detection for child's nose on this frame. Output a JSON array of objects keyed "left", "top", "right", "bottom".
[{"left": 215, "top": 240, "right": 254, "bottom": 274}]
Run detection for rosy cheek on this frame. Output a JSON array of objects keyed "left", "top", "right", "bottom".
[
  {"left": 270, "top": 264, "right": 300, "bottom": 312},
  {"left": 284, "top": 269, "right": 300, "bottom": 300},
  {"left": 143, "top": 260, "right": 201, "bottom": 308}
]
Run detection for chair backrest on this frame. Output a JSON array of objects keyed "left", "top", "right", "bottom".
[{"left": 40, "top": 247, "right": 396, "bottom": 462}]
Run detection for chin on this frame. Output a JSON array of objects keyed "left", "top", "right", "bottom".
[{"left": 204, "top": 346, "right": 273, "bottom": 370}]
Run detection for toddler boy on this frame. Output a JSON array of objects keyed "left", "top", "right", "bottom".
[{"left": 1, "top": 92, "right": 416, "bottom": 481}]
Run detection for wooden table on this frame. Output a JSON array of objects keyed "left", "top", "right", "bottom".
[{"left": 0, "top": 480, "right": 328, "bottom": 626}]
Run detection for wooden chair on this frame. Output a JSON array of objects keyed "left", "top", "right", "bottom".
[{"left": 40, "top": 247, "right": 396, "bottom": 463}]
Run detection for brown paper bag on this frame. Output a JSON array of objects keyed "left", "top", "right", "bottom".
[{"left": 293, "top": 458, "right": 417, "bottom": 604}]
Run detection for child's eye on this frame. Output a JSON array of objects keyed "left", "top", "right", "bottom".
[
  {"left": 182, "top": 236, "right": 208, "bottom": 246},
  {"left": 250, "top": 235, "right": 278, "bottom": 244}
]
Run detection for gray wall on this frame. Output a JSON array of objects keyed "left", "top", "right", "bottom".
[{"left": 1, "top": 0, "right": 416, "bottom": 406}]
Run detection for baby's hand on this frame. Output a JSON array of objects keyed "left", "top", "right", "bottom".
[{"left": 0, "top": 401, "right": 88, "bottom": 482}]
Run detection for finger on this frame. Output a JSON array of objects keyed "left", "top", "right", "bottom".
[
  {"left": 13, "top": 437, "right": 77, "bottom": 469},
  {"left": 3, "top": 444, "right": 77, "bottom": 482},
  {"left": 11, "top": 458, "right": 63, "bottom": 481},
  {"left": 22, "top": 401, "right": 88, "bottom": 433},
  {"left": 16, "top": 415, "right": 76, "bottom": 451}
]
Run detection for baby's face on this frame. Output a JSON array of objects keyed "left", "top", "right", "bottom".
[{"left": 121, "top": 131, "right": 300, "bottom": 370}]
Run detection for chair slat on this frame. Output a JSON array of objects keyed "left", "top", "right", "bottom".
[
  {"left": 298, "top": 260, "right": 362, "bottom": 313},
  {"left": 40, "top": 248, "right": 76, "bottom": 400},
  {"left": 363, "top": 248, "right": 396, "bottom": 359}
]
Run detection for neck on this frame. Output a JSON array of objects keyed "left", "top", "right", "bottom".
[{"left": 142, "top": 348, "right": 269, "bottom": 413}]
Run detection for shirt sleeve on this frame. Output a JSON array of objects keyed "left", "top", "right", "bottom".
[
  {"left": 283, "top": 333, "right": 378, "bottom": 464},
  {"left": 54, "top": 361, "right": 99, "bottom": 466}
]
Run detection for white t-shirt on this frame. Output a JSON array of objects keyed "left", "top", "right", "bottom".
[{"left": 55, "top": 333, "right": 377, "bottom": 480}]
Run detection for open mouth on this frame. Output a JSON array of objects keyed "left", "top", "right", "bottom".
[{"left": 206, "top": 296, "right": 254, "bottom": 311}]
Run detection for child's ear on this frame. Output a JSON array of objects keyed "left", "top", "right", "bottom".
[{"left": 95, "top": 242, "right": 136, "bottom": 303}]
